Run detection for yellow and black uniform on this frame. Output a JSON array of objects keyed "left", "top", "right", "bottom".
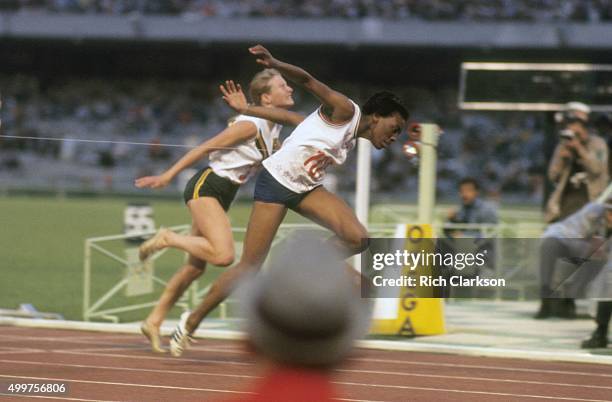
[
  {"left": 183, "top": 166, "right": 240, "bottom": 211},
  {"left": 183, "top": 115, "right": 282, "bottom": 211},
  {"left": 209, "top": 115, "right": 282, "bottom": 184}
]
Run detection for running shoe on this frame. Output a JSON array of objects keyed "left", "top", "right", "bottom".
[{"left": 170, "top": 311, "right": 193, "bottom": 357}]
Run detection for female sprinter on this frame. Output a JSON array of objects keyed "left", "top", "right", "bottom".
[
  {"left": 170, "top": 45, "right": 408, "bottom": 356},
  {"left": 135, "top": 68, "right": 302, "bottom": 353}
]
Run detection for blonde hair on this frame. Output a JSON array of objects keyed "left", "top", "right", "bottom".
[{"left": 249, "top": 68, "right": 281, "bottom": 105}]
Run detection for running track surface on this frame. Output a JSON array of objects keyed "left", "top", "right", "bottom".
[{"left": 0, "top": 326, "right": 611, "bottom": 402}]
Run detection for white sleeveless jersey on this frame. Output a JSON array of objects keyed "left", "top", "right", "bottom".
[
  {"left": 209, "top": 115, "right": 282, "bottom": 184},
  {"left": 262, "top": 100, "right": 361, "bottom": 193}
]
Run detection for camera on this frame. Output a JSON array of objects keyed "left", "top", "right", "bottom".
[{"left": 559, "top": 129, "right": 576, "bottom": 140}]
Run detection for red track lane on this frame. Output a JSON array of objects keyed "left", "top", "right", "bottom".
[{"left": 0, "top": 327, "right": 611, "bottom": 402}]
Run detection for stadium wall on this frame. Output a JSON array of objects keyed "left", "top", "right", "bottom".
[{"left": 2, "top": 13, "right": 612, "bottom": 49}]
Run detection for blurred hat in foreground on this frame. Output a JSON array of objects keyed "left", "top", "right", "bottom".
[{"left": 239, "top": 231, "right": 371, "bottom": 367}]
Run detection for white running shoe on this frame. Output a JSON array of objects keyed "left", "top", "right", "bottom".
[{"left": 170, "top": 311, "right": 193, "bottom": 357}]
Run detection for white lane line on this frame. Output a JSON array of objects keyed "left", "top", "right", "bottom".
[
  {"left": 59, "top": 335, "right": 140, "bottom": 342},
  {"left": 348, "top": 357, "right": 612, "bottom": 378},
  {"left": 153, "top": 344, "right": 612, "bottom": 379},
  {"left": 55, "top": 349, "right": 254, "bottom": 366},
  {"left": 336, "top": 368, "right": 612, "bottom": 390},
  {"left": 338, "top": 399, "right": 387, "bottom": 402},
  {"left": 0, "top": 348, "right": 45, "bottom": 355},
  {"left": 5, "top": 358, "right": 612, "bottom": 391},
  {"left": 335, "top": 381, "right": 612, "bottom": 402},
  {"left": 2, "top": 358, "right": 611, "bottom": 396},
  {"left": 68, "top": 344, "right": 612, "bottom": 380},
  {"left": 0, "top": 334, "right": 139, "bottom": 346},
  {"left": 0, "top": 393, "right": 118, "bottom": 402},
  {"left": 2, "top": 391, "right": 382, "bottom": 402},
  {"left": 0, "top": 359, "right": 258, "bottom": 380},
  {"left": 65, "top": 346, "right": 149, "bottom": 353},
  {"left": 0, "top": 374, "right": 252, "bottom": 396},
  {"left": 0, "top": 330, "right": 136, "bottom": 342},
  {"left": 0, "top": 360, "right": 384, "bottom": 402},
  {"left": 3, "top": 318, "right": 611, "bottom": 366}
]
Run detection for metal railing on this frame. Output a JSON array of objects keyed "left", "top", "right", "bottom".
[{"left": 83, "top": 221, "right": 546, "bottom": 322}]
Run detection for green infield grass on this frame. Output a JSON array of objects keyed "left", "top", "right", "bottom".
[{"left": 0, "top": 195, "right": 542, "bottom": 322}]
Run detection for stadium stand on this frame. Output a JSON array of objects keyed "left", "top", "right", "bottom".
[
  {"left": 3, "top": 0, "right": 612, "bottom": 22},
  {"left": 0, "top": 74, "right": 548, "bottom": 200},
  {"left": 0, "top": 1, "right": 610, "bottom": 201}
]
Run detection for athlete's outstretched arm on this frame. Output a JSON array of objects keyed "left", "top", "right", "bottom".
[
  {"left": 134, "top": 122, "right": 257, "bottom": 189},
  {"left": 249, "top": 44, "right": 355, "bottom": 124},
  {"left": 219, "top": 80, "right": 304, "bottom": 127}
]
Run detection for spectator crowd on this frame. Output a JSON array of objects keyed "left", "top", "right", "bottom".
[
  {"left": 0, "top": 74, "right": 553, "bottom": 200},
  {"left": 2, "top": 0, "right": 612, "bottom": 22}
]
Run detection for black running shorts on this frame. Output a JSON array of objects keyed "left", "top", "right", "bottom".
[{"left": 183, "top": 167, "right": 240, "bottom": 211}]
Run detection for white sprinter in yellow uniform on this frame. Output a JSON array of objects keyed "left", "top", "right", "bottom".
[{"left": 209, "top": 115, "right": 282, "bottom": 185}]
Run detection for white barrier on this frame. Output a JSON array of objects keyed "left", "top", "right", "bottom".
[{"left": 83, "top": 223, "right": 399, "bottom": 322}]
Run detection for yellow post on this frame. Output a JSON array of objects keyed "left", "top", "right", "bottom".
[{"left": 370, "top": 225, "right": 446, "bottom": 336}]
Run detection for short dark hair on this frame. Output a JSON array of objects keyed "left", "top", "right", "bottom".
[
  {"left": 459, "top": 177, "right": 480, "bottom": 191},
  {"left": 362, "top": 91, "right": 409, "bottom": 121}
]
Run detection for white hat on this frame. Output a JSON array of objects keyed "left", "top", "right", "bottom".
[
  {"left": 239, "top": 231, "right": 371, "bottom": 367},
  {"left": 565, "top": 102, "right": 591, "bottom": 115}
]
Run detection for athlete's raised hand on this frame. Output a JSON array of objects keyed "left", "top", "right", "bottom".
[
  {"left": 219, "top": 80, "right": 248, "bottom": 114},
  {"left": 247, "top": 44, "right": 354, "bottom": 124},
  {"left": 135, "top": 175, "right": 170, "bottom": 189},
  {"left": 249, "top": 44, "right": 279, "bottom": 68}
]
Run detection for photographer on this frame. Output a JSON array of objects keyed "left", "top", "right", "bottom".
[
  {"left": 539, "top": 103, "right": 608, "bottom": 318},
  {"left": 536, "top": 190, "right": 612, "bottom": 320},
  {"left": 545, "top": 102, "right": 608, "bottom": 223},
  {"left": 446, "top": 177, "right": 498, "bottom": 238}
]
